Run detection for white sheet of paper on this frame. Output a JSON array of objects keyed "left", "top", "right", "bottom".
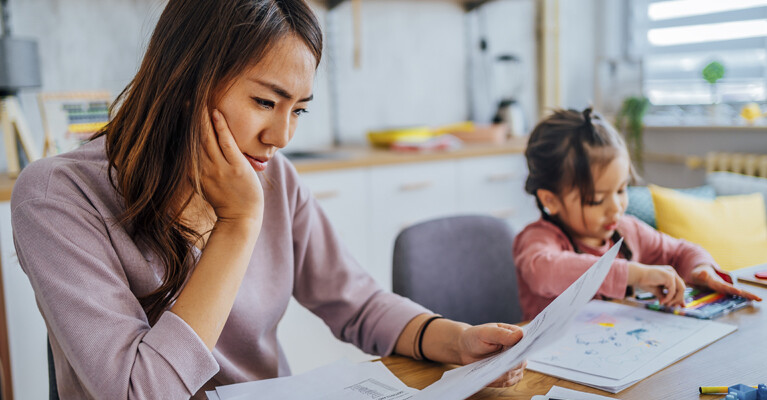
[
  {"left": 531, "top": 385, "right": 617, "bottom": 400},
  {"left": 210, "top": 359, "right": 417, "bottom": 400},
  {"left": 527, "top": 301, "right": 736, "bottom": 393},
  {"left": 408, "top": 240, "right": 623, "bottom": 400}
]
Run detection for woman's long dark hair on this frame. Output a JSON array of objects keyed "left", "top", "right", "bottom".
[
  {"left": 524, "top": 108, "right": 636, "bottom": 259},
  {"left": 93, "top": 0, "right": 323, "bottom": 324}
]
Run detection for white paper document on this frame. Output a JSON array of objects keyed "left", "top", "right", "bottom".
[
  {"left": 527, "top": 300, "right": 736, "bottom": 393},
  {"left": 207, "top": 359, "right": 418, "bottom": 400},
  {"left": 530, "top": 385, "right": 618, "bottom": 400},
  {"left": 408, "top": 240, "right": 624, "bottom": 400}
]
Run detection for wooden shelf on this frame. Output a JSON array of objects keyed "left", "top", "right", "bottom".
[{"left": 326, "top": 0, "right": 491, "bottom": 11}]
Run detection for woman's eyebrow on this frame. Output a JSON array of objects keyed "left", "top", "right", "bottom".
[{"left": 250, "top": 78, "right": 313, "bottom": 102}]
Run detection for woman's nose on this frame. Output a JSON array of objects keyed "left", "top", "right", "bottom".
[{"left": 261, "top": 113, "right": 291, "bottom": 149}]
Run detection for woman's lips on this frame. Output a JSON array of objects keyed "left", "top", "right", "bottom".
[
  {"left": 244, "top": 154, "right": 268, "bottom": 172},
  {"left": 604, "top": 222, "right": 618, "bottom": 231}
]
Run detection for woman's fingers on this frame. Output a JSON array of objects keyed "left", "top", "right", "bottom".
[
  {"left": 487, "top": 361, "right": 526, "bottom": 387},
  {"left": 201, "top": 108, "right": 226, "bottom": 164},
  {"left": 211, "top": 109, "right": 244, "bottom": 166}
]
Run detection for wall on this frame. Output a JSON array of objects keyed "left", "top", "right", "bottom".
[
  {"left": 7, "top": 0, "right": 334, "bottom": 166},
  {"left": 558, "top": 0, "right": 596, "bottom": 110}
]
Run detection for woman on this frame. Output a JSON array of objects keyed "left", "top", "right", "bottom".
[{"left": 12, "top": 1, "right": 525, "bottom": 398}]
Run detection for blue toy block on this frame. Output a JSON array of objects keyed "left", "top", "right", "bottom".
[
  {"left": 729, "top": 384, "right": 758, "bottom": 400},
  {"left": 757, "top": 384, "right": 767, "bottom": 400}
]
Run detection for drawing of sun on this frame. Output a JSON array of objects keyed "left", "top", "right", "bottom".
[{"left": 587, "top": 313, "right": 618, "bottom": 327}]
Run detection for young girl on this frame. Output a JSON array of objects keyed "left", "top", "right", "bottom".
[
  {"left": 513, "top": 108, "right": 761, "bottom": 320},
  {"left": 11, "top": 1, "right": 525, "bottom": 398}
]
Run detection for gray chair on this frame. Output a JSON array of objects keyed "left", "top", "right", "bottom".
[{"left": 392, "top": 215, "right": 523, "bottom": 325}]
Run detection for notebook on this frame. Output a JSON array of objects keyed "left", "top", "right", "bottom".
[{"left": 731, "top": 263, "right": 767, "bottom": 288}]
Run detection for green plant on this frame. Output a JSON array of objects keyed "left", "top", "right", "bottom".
[
  {"left": 702, "top": 61, "right": 724, "bottom": 84},
  {"left": 615, "top": 96, "right": 650, "bottom": 172},
  {"left": 702, "top": 61, "right": 725, "bottom": 103}
]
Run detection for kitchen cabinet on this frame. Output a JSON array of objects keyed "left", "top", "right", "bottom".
[
  {"left": 456, "top": 154, "right": 537, "bottom": 231},
  {"left": 368, "top": 160, "right": 459, "bottom": 290}
]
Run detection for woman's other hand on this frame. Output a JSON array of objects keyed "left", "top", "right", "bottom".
[
  {"left": 691, "top": 264, "right": 762, "bottom": 301},
  {"left": 201, "top": 109, "right": 264, "bottom": 224},
  {"left": 457, "top": 323, "right": 525, "bottom": 387}
]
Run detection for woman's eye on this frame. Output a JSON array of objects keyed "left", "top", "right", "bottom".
[
  {"left": 587, "top": 199, "right": 604, "bottom": 206},
  {"left": 293, "top": 108, "right": 309, "bottom": 117},
  {"left": 253, "top": 98, "right": 275, "bottom": 109}
]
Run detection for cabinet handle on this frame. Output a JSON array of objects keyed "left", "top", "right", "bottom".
[
  {"left": 491, "top": 208, "right": 516, "bottom": 219},
  {"left": 314, "top": 190, "right": 340, "bottom": 200},
  {"left": 399, "top": 181, "right": 433, "bottom": 192},
  {"left": 485, "top": 172, "right": 517, "bottom": 183}
]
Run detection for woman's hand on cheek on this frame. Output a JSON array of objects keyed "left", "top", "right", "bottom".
[
  {"left": 201, "top": 108, "right": 264, "bottom": 225},
  {"left": 457, "top": 323, "right": 525, "bottom": 387},
  {"left": 691, "top": 264, "right": 762, "bottom": 301}
]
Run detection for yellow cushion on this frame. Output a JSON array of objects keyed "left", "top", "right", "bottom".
[{"left": 649, "top": 184, "right": 767, "bottom": 271}]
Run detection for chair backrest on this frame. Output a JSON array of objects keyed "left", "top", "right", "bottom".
[
  {"left": 392, "top": 215, "right": 523, "bottom": 325},
  {"left": 48, "top": 338, "right": 59, "bottom": 400}
]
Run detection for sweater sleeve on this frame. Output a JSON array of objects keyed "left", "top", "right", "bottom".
[
  {"left": 289, "top": 179, "right": 429, "bottom": 356},
  {"left": 627, "top": 216, "right": 718, "bottom": 282},
  {"left": 513, "top": 224, "right": 630, "bottom": 300},
  {"left": 12, "top": 197, "right": 218, "bottom": 399}
]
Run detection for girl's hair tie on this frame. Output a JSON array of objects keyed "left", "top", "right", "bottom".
[{"left": 582, "top": 107, "right": 593, "bottom": 127}]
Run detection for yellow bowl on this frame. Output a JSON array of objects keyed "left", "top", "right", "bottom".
[{"left": 367, "top": 127, "right": 433, "bottom": 147}]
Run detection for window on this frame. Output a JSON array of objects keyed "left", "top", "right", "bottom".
[{"left": 630, "top": 0, "right": 767, "bottom": 108}]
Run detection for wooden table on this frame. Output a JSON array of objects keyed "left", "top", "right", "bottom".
[{"left": 381, "top": 282, "right": 767, "bottom": 399}]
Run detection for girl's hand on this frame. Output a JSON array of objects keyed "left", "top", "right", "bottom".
[
  {"left": 457, "top": 323, "right": 525, "bottom": 388},
  {"left": 201, "top": 109, "right": 264, "bottom": 224},
  {"left": 690, "top": 264, "right": 762, "bottom": 301},
  {"left": 628, "top": 263, "right": 686, "bottom": 307}
]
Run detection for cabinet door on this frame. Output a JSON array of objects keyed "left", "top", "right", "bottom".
[
  {"left": 457, "top": 154, "right": 538, "bottom": 233},
  {"left": 299, "top": 169, "right": 369, "bottom": 268},
  {"left": 279, "top": 169, "right": 374, "bottom": 374},
  {"left": 0, "top": 202, "right": 49, "bottom": 400},
  {"left": 369, "top": 161, "right": 458, "bottom": 290}
]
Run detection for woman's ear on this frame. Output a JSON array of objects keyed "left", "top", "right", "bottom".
[{"left": 536, "top": 188, "right": 561, "bottom": 216}]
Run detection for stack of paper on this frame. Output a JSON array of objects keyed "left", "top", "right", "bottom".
[
  {"left": 527, "top": 300, "right": 737, "bottom": 393},
  {"left": 206, "top": 359, "right": 418, "bottom": 400}
]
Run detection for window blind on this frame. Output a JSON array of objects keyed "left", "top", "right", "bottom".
[{"left": 630, "top": 0, "right": 767, "bottom": 105}]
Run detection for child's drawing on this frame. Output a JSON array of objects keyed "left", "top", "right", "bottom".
[{"left": 529, "top": 300, "right": 707, "bottom": 380}]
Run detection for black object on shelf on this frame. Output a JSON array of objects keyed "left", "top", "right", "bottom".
[{"left": 0, "top": 0, "right": 42, "bottom": 95}]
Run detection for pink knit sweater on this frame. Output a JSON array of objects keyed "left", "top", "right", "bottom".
[
  {"left": 11, "top": 137, "right": 428, "bottom": 399},
  {"left": 513, "top": 216, "right": 718, "bottom": 320}
]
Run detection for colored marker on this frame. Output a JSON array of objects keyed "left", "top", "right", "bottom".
[{"left": 699, "top": 386, "right": 758, "bottom": 394}]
